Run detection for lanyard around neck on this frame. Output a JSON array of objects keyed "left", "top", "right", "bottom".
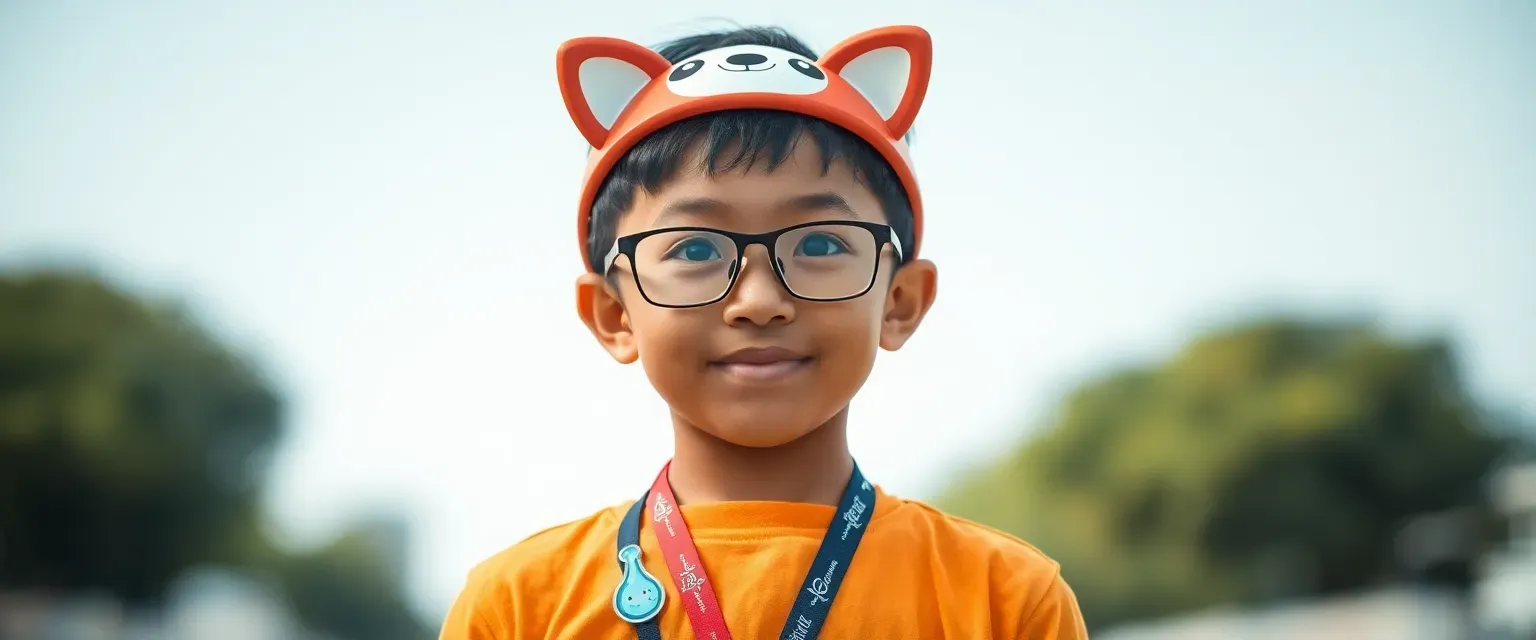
[{"left": 612, "top": 460, "right": 877, "bottom": 640}]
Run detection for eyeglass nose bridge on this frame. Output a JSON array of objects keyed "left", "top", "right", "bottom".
[{"left": 721, "top": 236, "right": 791, "bottom": 299}]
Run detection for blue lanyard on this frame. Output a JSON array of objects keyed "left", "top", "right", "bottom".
[{"left": 615, "top": 462, "right": 876, "bottom": 640}]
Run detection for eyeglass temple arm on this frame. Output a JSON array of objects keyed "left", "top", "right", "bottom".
[{"left": 602, "top": 242, "right": 621, "bottom": 274}]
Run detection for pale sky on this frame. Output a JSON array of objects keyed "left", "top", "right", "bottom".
[{"left": 2, "top": 0, "right": 1532, "bottom": 620}]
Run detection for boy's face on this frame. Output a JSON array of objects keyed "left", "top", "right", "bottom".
[{"left": 576, "top": 137, "right": 938, "bottom": 448}]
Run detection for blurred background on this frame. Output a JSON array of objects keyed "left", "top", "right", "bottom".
[{"left": 2, "top": 1, "right": 1533, "bottom": 638}]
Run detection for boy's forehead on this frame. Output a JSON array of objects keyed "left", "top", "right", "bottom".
[{"left": 619, "top": 142, "right": 888, "bottom": 234}]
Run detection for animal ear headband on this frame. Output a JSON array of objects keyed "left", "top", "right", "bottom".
[{"left": 556, "top": 26, "right": 933, "bottom": 271}]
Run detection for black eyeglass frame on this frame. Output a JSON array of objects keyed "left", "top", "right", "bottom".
[{"left": 602, "top": 220, "right": 905, "bottom": 309}]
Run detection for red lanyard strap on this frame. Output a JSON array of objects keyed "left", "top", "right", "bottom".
[{"left": 647, "top": 462, "right": 734, "bottom": 640}]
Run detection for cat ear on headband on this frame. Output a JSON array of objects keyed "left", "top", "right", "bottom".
[
  {"left": 556, "top": 37, "right": 671, "bottom": 149},
  {"left": 819, "top": 26, "right": 932, "bottom": 139}
]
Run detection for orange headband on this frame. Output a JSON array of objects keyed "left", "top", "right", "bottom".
[{"left": 556, "top": 26, "right": 933, "bottom": 272}]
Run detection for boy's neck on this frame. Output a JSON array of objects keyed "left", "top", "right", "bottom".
[{"left": 667, "top": 408, "right": 854, "bottom": 508}]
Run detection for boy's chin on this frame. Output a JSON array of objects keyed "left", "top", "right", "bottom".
[
  {"left": 705, "top": 424, "right": 818, "bottom": 449},
  {"left": 693, "top": 408, "right": 833, "bottom": 449}
]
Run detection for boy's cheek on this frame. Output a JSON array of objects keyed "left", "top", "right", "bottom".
[
  {"left": 626, "top": 308, "right": 715, "bottom": 358},
  {"left": 807, "top": 299, "right": 888, "bottom": 340}
]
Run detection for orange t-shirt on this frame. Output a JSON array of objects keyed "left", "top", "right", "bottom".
[{"left": 439, "top": 486, "right": 1086, "bottom": 639}]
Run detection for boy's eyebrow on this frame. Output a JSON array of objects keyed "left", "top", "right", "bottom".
[
  {"left": 778, "top": 192, "right": 860, "bottom": 219},
  {"left": 655, "top": 197, "right": 731, "bottom": 225}
]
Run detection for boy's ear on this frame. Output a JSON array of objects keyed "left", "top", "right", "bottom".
[
  {"left": 575, "top": 273, "right": 639, "bottom": 364},
  {"left": 557, "top": 37, "right": 673, "bottom": 149},
  {"left": 879, "top": 258, "right": 938, "bottom": 352},
  {"left": 820, "top": 26, "right": 932, "bottom": 140}
]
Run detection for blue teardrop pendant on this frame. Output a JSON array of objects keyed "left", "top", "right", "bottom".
[{"left": 612, "top": 543, "right": 665, "bottom": 623}]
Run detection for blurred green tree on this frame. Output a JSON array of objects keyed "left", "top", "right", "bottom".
[
  {"left": 275, "top": 525, "right": 432, "bottom": 640},
  {"left": 0, "top": 270, "right": 430, "bottom": 639},
  {"left": 0, "top": 271, "right": 282, "bottom": 602},
  {"left": 937, "top": 318, "right": 1514, "bottom": 630}
]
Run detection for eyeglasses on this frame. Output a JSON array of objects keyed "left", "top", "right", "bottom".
[{"left": 603, "top": 220, "right": 904, "bottom": 309}]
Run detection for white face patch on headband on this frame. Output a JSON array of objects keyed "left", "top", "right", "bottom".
[{"left": 664, "top": 44, "right": 830, "bottom": 98}]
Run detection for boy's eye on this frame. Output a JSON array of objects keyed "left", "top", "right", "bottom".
[
  {"left": 794, "top": 233, "right": 849, "bottom": 257},
  {"left": 665, "top": 237, "right": 725, "bottom": 262}
]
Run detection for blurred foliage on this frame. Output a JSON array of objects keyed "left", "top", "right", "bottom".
[
  {"left": 0, "top": 271, "right": 279, "bottom": 600},
  {"left": 0, "top": 270, "right": 430, "bottom": 640},
  {"left": 938, "top": 318, "right": 1517, "bottom": 630},
  {"left": 272, "top": 528, "right": 428, "bottom": 640}
]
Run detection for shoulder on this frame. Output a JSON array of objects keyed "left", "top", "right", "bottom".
[
  {"left": 889, "top": 493, "right": 1062, "bottom": 578},
  {"left": 447, "top": 502, "right": 629, "bottom": 632},
  {"left": 465, "top": 502, "right": 626, "bottom": 592},
  {"left": 882, "top": 494, "right": 1087, "bottom": 636},
  {"left": 883, "top": 493, "right": 1081, "bottom": 628},
  {"left": 473, "top": 502, "right": 624, "bottom": 578}
]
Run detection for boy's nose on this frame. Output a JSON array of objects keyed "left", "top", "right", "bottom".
[{"left": 722, "top": 246, "right": 795, "bottom": 327}]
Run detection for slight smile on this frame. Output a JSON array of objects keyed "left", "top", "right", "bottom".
[{"left": 710, "top": 347, "right": 813, "bottom": 382}]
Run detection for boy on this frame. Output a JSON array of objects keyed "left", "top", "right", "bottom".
[{"left": 440, "top": 24, "right": 1088, "bottom": 640}]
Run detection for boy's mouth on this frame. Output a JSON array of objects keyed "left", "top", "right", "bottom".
[{"left": 710, "top": 347, "right": 814, "bottom": 382}]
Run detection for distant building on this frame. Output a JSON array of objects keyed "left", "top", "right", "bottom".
[
  {"left": 0, "top": 591, "right": 131, "bottom": 640},
  {"left": 0, "top": 568, "right": 329, "bottom": 640},
  {"left": 1474, "top": 462, "right": 1536, "bottom": 638},
  {"left": 162, "top": 567, "right": 307, "bottom": 640},
  {"left": 1095, "top": 586, "right": 1471, "bottom": 640},
  {"left": 1098, "top": 461, "right": 1536, "bottom": 640}
]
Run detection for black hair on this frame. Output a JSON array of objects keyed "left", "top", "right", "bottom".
[{"left": 585, "top": 26, "right": 915, "bottom": 272}]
